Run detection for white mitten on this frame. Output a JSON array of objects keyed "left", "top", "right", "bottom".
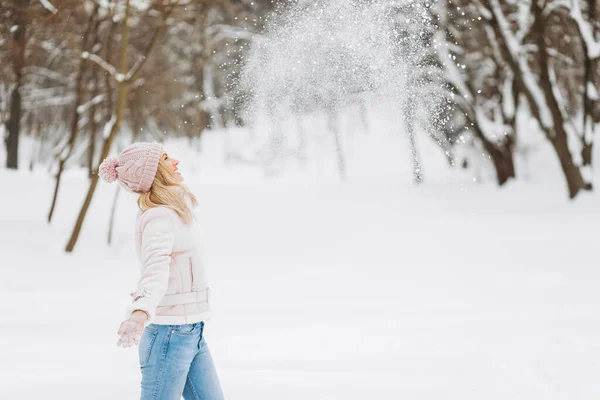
[{"left": 116, "top": 318, "right": 144, "bottom": 348}]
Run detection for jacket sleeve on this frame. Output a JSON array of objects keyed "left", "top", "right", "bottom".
[{"left": 125, "top": 208, "right": 175, "bottom": 321}]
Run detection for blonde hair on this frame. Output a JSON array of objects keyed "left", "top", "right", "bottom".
[{"left": 137, "top": 159, "right": 198, "bottom": 223}]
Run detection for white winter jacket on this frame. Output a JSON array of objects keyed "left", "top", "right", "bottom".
[{"left": 126, "top": 206, "right": 212, "bottom": 325}]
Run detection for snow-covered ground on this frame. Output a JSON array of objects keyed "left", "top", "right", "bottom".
[{"left": 1, "top": 130, "right": 600, "bottom": 399}]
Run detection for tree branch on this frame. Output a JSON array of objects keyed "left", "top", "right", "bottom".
[
  {"left": 569, "top": 0, "right": 600, "bottom": 59},
  {"left": 81, "top": 52, "right": 118, "bottom": 79},
  {"left": 126, "top": 1, "right": 179, "bottom": 82},
  {"left": 486, "top": 0, "right": 555, "bottom": 130}
]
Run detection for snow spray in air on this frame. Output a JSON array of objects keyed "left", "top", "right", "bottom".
[{"left": 236, "top": 0, "right": 445, "bottom": 182}]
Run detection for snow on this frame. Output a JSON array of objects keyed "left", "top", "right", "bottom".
[
  {"left": 501, "top": 74, "right": 515, "bottom": 119},
  {"left": 587, "top": 81, "right": 599, "bottom": 101},
  {"left": 2, "top": 130, "right": 600, "bottom": 399},
  {"left": 3, "top": 0, "right": 600, "bottom": 397},
  {"left": 569, "top": 0, "right": 600, "bottom": 59},
  {"left": 102, "top": 114, "right": 116, "bottom": 140},
  {"left": 39, "top": 0, "right": 58, "bottom": 15}
]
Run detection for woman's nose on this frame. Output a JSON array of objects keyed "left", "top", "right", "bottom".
[{"left": 173, "top": 158, "right": 179, "bottom": 166}]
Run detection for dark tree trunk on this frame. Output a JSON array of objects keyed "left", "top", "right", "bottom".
[
  {"left": 452, "top": 84, "right": 516, "bottom": 186},
  {"left": 531, "top": 1, "right": 589, "bottom": 197},
  {"left": 6, "top": 19, "right": 26, "bottom": 169},
  {"left": 487, "top": 2, "right": 587, "bottom": 198},
  {"left": 465, "top": 110, "right": 515, "bottom": 186},
  {"left": 47, "top": 159, "right": 66, "bottom": 223},
  {"left": 481, "top": 134, "right": 515, "bottom": 185},
  {"left": 6, "top": 84, "right": 22, "bottom": 169},
  {"left": 580, "top": 0, "right": 596, "bottom": 182}
]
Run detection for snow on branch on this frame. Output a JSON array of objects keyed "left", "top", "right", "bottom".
[
  {"left": 488, "top": 0, "right": 554, "bottom": 130},
  {"left": 126, "top": 2, "right": 179, "bottom": 82},
  {"left": 24, "top": 66, "right": 70, "bottom": 85},
  {"left": 102, "top": 114, "right": 117, "bottom": 140},
  {"left": 515, "top": 0, "right": 534, "bottom": 43},
  {"left": 81, "top": 52, "right": 119, "bottom": 80},
  {"left": 569, "top": 0, "right": 600, "bottom": 59},
  {"left": 125, "top": 56, "right": 146, "bottom": 82},
  {"left": 544, "top": 0, "right": 570, "bottom": 17},
  {"left": 39, "top": 0, "right": 58, "bottom": 14},
  {"left": 23, "top": 94, "right": 74, "bottom": 110},
  {"left": 206, "top": 24, "right": 257, "bottom": 44},
  {"left": 76, "top": 94, "right": 105, "bottom": 115}
]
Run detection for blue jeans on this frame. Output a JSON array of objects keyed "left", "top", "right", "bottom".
[{"left": 138, "top": 322, "right": 225, "bottom": 400}]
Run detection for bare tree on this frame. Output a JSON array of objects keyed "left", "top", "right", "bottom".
[
  {"left": 47, "top": 3, "right": 98, "bottom": 223},
  {"left": 65, "top": 0, "right": 179, "bottom": 252}
]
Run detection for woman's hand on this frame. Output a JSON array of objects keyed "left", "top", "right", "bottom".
[{"left": 116, "top": 310, "right": 149, "bottom": 348}]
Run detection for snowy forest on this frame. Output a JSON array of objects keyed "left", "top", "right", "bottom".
[{"left": 2, "top": 0, "right": 600, "bottom": 242}]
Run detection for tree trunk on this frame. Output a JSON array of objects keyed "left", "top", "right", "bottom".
[
  {"left": 66, "top": 0, "right": 132, "bottom": 253},
  {"left": 488, "top": 1, "right": 587, "bottom": 197},
  {"left": 582, "top": 142, "right": 593, "bottom": 167},
  {"left": 551, "top": 133, "right": 589, "bottom": 197},
  {"left": 464, "top": 106, "right": 515, "bottom": 186},
  {"left": 107, "top": 185, "right": 121, "bottom": 245},
  {"left": 453, "top": 95, "right": 516, "bottom": 186},
  {"left": 30, "top": 120, "right": 41, "bottom": 171},
  {"left": 531, "top": 0, "right": 589, "bottom": 197},
  {"left": 6, "top": 82, "right": 21, "bottom": 170},
  {"left": 480, "top": 134, "right": 515, "bottom": 185},
  {"left": 580, "top": 0, "right": 596, "bottom": 186},
  {"left": 48, "top": 4, "right": 97, "bottom": 223},
  {"left": 403, "top": 89, "right": 423, "bottom": 185},
  {"left": 88, "top": 95, "right": 98, "bottom": 178},
  {"left": 88, "top": 11, "right": 102, "bottom": 179},
  {"left": 203, "top": 63, "right": 223, "bottom": 130},
  {"left": 47, "top": 159, "right": 66, "bottom": 223},
  {"left": 327, "top": 111, "right": 346, "bottom": 181},
  {"left": 295, "top": 113, "right": 307, "bottom": 164},
  {"left": 5, "top": 20, "right": 26, "bottom": 170}
]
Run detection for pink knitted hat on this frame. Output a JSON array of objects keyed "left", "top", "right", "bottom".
[{"left": 98, "top": 142, "right": 162, "bottom": 193}]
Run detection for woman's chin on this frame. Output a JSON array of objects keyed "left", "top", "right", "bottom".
[{"left": 176, "top": 173, "right": 184, "bottom": 182}]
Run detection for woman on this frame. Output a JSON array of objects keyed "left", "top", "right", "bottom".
[{"left": 99, "top": 142, "right": 225, "bottom": 400}]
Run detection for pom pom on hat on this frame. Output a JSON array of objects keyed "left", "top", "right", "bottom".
[
  {"left": 99, "top": 156, "right": 119, "bottom": 183},
  {"left": 97, "top": 142, "right": 162, "bottom": 192}
]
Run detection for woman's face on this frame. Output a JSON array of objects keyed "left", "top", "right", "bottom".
[{"left": 161, "top": 151, "right": 184, "bottom": 182}]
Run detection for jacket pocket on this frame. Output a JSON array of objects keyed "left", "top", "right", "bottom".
[
  {"left": 189, "top": 257, "right": 197, "bottom": 292},
  {"left": 138, "top": 327, "right": 158, "bottom": 367}
]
